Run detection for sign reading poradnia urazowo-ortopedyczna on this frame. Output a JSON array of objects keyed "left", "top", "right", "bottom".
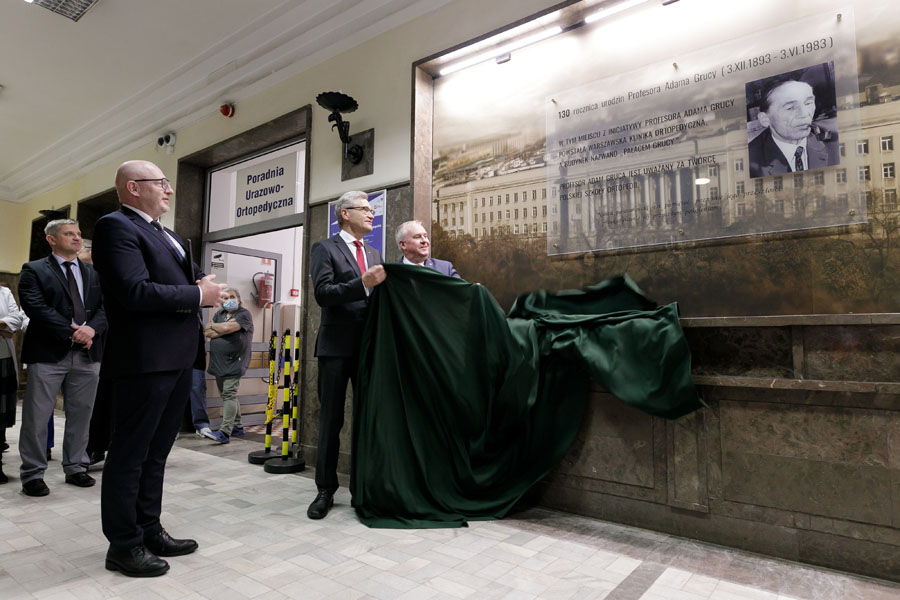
[{"left": 234, "top": 152, "right": 298, "bottom": 226}]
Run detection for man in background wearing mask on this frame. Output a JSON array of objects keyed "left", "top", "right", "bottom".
[{"left": 204, "top": 287, "right": 254, "bottom": 444}]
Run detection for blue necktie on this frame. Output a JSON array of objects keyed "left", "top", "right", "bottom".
[{"left": 151, "top": 221, "right": 185, "bottom": 261}]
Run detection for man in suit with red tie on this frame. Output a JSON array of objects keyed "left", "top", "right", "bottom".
[
  {"left": 17, "top": 219, "right": 106, "bottom": 497},
  {"left": 308, "top": 190, "right": 386, "bottom": 519},
  {"left": 92, "top": 160, "right": 226, "bottom": 577}
]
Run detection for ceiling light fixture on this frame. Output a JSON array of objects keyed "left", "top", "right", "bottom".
[
  {"left": 584, "top": 0, "right": 652, "bottom": 24},
  {"left": 439, "top": 26, "right": 563, "bottom": 76}
]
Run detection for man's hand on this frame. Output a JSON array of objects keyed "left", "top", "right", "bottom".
[
  {"left": 197, "top": 274, "right": 228, "bottom": 307},
  {"left": 361, "top": 265, "right": 386, "bottom": 288},
  {"left": 71, "top": 324, "right": 96, "bottom": 345}
]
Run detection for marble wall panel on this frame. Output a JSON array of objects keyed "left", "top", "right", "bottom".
[
  {"left": 806, "top": 514, "right": 900, "bottom": 546},
  {"left": 720, "top": 400, "right": 895, "bottom": 524},
  {"left": 891, "top": 420, "right": 900, "bottom": 529},
  {"left": 555, "top": 391, "right": 655, "bottom": 488},
  {"left": 797, "top": 529, "right": 900, "bottom": 584},
  {"left": 721, "top": 401, "right": 892, "bottom": 466},
  {"left": 685, "top": 327, "right": 793, "bottom": 378},
  {"left": 893, "top": 469, "right": 900, "bottom": 529},
  {"left": 722, "top": 451, "right": 892, "bottom": 525},
  {"left": 341, "top": 128, "right": 375, "bottom": 181},
  {"left": 299, "top": 359, "right": 318, "bottom": 450},
  {"left": 533, "top": 483, "right": 801, "bottom": 561},
  {"left": 666, "top": 410, "right": 708, "bottom": 512},
  {"left": 804, "top": 325, "right": 900, "bottom": 382}
]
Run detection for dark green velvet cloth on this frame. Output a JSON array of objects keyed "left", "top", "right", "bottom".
[{"left": 351, "top": 264, "right": 703, "bottom": 528}]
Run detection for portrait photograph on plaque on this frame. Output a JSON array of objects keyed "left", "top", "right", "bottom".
[{"left": 746, "top": 62, "right": 841, "bottom": 179}]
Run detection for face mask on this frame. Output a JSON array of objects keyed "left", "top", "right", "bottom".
[{"left": 223, "top": 299, "right": 239, "bottom": 311}]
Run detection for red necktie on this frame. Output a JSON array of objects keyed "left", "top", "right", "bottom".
[{"left": 353, "top": 240, "right": 366, "bottom": 275}]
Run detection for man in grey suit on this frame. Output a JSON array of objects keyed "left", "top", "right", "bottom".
[
  {"left": 396, "top": 220, "right": 461, "bottom": 278},
  {"left": 308, "top": 190, "right": 386, "bottom": 519},
  {"left": 17, "top": 219, "right": 106, "bottom": 497}
]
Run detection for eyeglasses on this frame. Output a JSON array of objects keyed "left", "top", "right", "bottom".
[
  {"left": 133, "top": 178, "right": 172, "bottom": 190},
  {"left": 344, "top": 206, "right": 374, "bottom": 215}
]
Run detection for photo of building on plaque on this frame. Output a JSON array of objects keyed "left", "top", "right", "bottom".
[{"left": 431, "top": 3, "right": 900, "bottom": 317}]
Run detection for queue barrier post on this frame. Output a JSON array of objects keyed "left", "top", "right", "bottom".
[
  {"left": 289, "top": 330, "right": 304, "bottom": 463},
  {"left": 264, "top": 328, "right": 305, "bottom": 473},
  {"left": 249, "top": 330, "right": 280, "bottom": 464}
]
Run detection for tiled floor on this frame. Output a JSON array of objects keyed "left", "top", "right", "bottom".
[{"left": 1, "top": 412, "right": 898, "bottom": 600}]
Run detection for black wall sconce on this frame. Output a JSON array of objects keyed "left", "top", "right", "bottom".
[{"left": 316, "top": 91, "right": 365, "bottom": 164}]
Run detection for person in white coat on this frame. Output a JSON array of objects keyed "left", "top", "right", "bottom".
[{"left": 0, "top": 284, "right": 28, "bottom": 483}]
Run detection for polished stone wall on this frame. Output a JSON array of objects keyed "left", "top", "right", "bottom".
[{"left": 532, "top": 317, "right": 900, "bottom": 583}]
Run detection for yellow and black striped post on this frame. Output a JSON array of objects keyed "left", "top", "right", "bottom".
[
  {"left": 290, "top": 330, "right": 303, "bottom": 461},
  {"left": 248, "top": 330, "right": 280, "bottom": 464},
  {"left": 265, "top": 329, "right": 305, "bottom": 473}
]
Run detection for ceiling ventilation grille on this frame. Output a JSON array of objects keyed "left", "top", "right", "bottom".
[{"left": 30, "top": 0, "right": 102, "bottom": 22}]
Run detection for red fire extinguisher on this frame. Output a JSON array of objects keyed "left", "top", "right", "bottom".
[{"left": 253, "top": 272, "right": 275, "bottom": 308}]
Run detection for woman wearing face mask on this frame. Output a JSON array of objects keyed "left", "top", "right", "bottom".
[{"left": 204, "top": 287, "right": 254, "bottom": 444}]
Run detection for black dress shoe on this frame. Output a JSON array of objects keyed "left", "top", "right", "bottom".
[
  {"left": 65, "top": 472, "right": 96, "bottom": 487},
  {"left": 0, "top": 466, "right": 8, "bottom": 484},
  {"left": 22, "top": 479, "right": 50, "bottom": 497},
  {"left": 88, "top": 451, "right": 105, "bottom": 465},
  {"left": 105, "top": 545, "right": 169, "bottom": 577},
  {"left": 144, "top": 529, "right": 198, "bottom": 557},
  {"left": 307, "top": 489, "right": 334, "bottom": 519}
]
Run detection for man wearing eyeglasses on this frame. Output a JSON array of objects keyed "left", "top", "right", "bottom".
[
  {"left": 307, "top": 190, "right": 386, "bottom": 519},
  {"left": 92, "top": 160, "right": 227, "bottom": 577}
]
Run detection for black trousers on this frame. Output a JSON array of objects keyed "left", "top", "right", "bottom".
[
  {"left": 86, "top": 376, "right": 112, "bottom": 455},
  {"left": 101, "top": 369, "right": 190, "bottom": 551},
  {"left": 315, "top": 356, "right": 357, "bottom": 494}
]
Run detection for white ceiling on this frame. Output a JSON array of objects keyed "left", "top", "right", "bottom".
[{"left": 0, "top": 0, "right": 450, "bottom": 204}]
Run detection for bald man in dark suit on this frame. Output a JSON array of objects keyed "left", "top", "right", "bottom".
[{"left": 92, "top": 160, "right": 226, "bottom": 577}]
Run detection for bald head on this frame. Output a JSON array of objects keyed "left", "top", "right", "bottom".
[{"left": 115, "top": 160, "right": 172, "bottom": 219}]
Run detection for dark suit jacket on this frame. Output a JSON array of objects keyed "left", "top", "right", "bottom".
[
  {"left": 397, "top": 257, "right": 461, "bottom": 278},
  {"left": 310, "top": 233, "right": 382, "bottom": 357},
  {"left": 748, "top": 126, "right": 840, "bottom": 178},
  {"left": 92, "top": 207, "right": 205, "bottom": 377},
  {"left": 18, "top": 256, "right": 106, "bottom": 364}
]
